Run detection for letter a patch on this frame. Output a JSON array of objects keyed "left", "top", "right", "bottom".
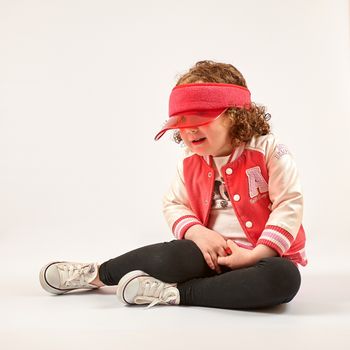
[{"left": 246, "top": 166, "right": 268, "bottom": 198}]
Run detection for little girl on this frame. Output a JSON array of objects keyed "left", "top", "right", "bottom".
[{"left": 40, "top": 60, "right": 307, "bottom": 310}]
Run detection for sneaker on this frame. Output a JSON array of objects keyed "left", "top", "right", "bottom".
[
  {"left": 116, "top": 270, "right": 180, "bottom": 308},
  {"left": 39, "top": 261, "right": 99, "bottom": 295}
]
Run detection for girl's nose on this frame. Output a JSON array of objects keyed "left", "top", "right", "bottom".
[{"left": 186, "top": 127, "right": 198, "bottom": 134}]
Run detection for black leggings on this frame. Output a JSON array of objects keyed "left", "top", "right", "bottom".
[{"left": 99, "top": 240, "right": 301, "bottom": 310}]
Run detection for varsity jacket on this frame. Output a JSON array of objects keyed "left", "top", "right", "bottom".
[{"left": 163, "top": 133, "right": 307, "bottom": 266}]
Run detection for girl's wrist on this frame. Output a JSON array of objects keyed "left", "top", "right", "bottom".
[
  {"left": 184, "top": 224, "right": 203, "bottom": 240},
  {"left": 251, "top": 244, "right": 278, "bottom": 263}
]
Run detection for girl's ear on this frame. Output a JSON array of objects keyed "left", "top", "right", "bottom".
[{"left": 222, "top": 110, "right": 234, "bottom": 128}]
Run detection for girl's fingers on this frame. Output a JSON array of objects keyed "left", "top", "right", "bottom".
[
  {"left": 227, "top": 239, "right": 237, "bottom": 249},
  {"left": 225, "top": 247, "right": 232, "bottom": 255},
  {"left": 218, "top": 247, "right": 227, "bottom": 257},
  {"left": 204, "top": 252, "right": 215, "bottom": 270},
  {"left": 209, "top": 252, "right": 221, "bottom": 274},
  {"left": 225, "top": 240, "right": 237, "bottom": 255},
  {"left": 217, "top": 255, "right": 225, "bottom": 263}
]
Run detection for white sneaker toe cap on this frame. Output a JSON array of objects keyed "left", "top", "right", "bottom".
[
  {"left": 123, "top": 278, "right": 140, "bottom": 304},
  {"left": 39, "top": 262, "right": 66, "bottom": 294},
  {"left": 45, "top": 264, "right": 61, "bottom": 288}
]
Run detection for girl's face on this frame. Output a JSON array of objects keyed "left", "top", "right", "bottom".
[{"left": 179, "top": 114, "right": 234, "bottom": 157}]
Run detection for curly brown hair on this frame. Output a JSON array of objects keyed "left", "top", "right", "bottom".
[{"left": 173, "top": 60, "right": 271, "bottom": 148}]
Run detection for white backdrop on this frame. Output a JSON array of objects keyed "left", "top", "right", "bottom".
[{"left": 1, "top": 0, "right": 350, "bottom": 276}]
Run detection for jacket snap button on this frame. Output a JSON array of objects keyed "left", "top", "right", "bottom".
[
  {"left": 225, "top": 168, "right": 233, "bottom": 175},
  {"left": 233, "top": 194, "right": 240, "bottom": 201},
  {"left": 245, "top": 221, "right": 253, "bottom": 228},
  {"left": 208, "top": 172, "right": 212, "bottom": 177}
]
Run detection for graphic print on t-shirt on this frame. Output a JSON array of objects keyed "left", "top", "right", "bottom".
[{"left": 212, "top": 179, "right": 231, "bottom": 209}]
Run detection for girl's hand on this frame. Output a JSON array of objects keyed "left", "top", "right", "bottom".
[
  {"left": 217, "top": 240, "right": 255, "bottom": 270},
  {"left": 185, "top": 225, "right": 228, "bottom": 274},
  {"left": 218, "top": 240, "right": 279, "bottom": 270}
]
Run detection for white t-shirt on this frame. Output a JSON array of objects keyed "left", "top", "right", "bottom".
[{"left": 207, "top": 155, "right": 253, "bottom": 248}]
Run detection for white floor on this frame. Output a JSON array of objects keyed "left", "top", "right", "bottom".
[{"left": 1, "top": 236, "right": 350, "bottom": 350}]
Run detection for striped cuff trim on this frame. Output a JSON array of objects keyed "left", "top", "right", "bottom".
[
  {"left": 259, "top": 226, "right": 294, "bottom": 254},
  {"left": 265, "top": 225, "right": 294, "bottom": 241},
  {"left": 173, "top": 216, "right": 202, "bottom": 239}
]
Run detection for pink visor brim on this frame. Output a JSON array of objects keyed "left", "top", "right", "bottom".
[{"left": 154, "top": 108, "right": 226, "bottom": 141}]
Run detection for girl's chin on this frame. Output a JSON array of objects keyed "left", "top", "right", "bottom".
[
  {"left": 191, "top": 149, "right": 211, "bottom": 156},
  {"left": 191, "top": 148, "right": 233, "bottom": 157},
  {"left": 188, "top": 145, "right": 214, "bottom": 156}
]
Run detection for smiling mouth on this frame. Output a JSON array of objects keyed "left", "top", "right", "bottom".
[{"left": 192, "top": 137, "right": 206, "bottom": 144}]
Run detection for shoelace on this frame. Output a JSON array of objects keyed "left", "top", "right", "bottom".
[
  {"left": 57, "top": 263, "right": 95, "bottom": 288},
  {"left": 135, "top": 279, "right": 178, "bottom": 309}
]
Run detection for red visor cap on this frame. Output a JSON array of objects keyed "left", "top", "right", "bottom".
[
  {"left": 154, "top": 108, "right": 226, "bottom": 141},
  {"left": 154, "top": 83, "right": 251, "bottom": 141}
]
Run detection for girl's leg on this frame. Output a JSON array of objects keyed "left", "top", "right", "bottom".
[
  {"left": 177, "top": 257, "right": 301, "bottom": 309},
  {"left": 98, "top": 239, "right": 216, "bottom": 286}
]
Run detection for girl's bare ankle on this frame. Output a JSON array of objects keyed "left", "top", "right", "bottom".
[{"left": 90, "top": 266, "right": 105, "bottom": 287}]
